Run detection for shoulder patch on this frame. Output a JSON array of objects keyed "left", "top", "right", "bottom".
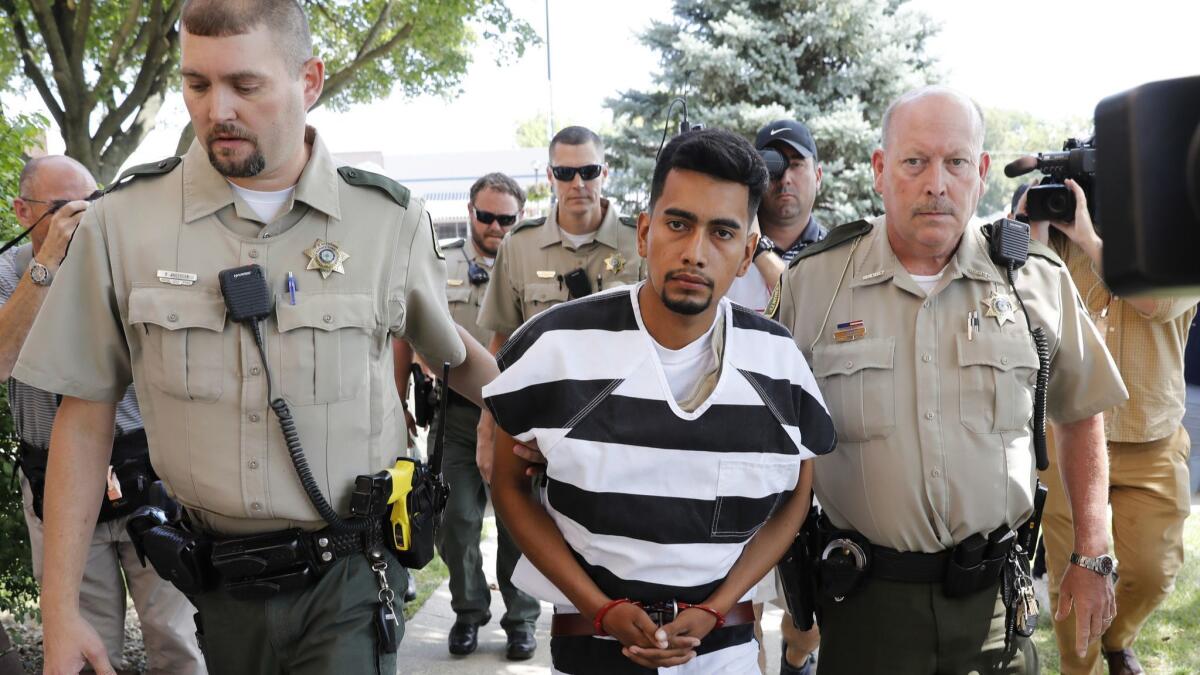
[
  {"left": 337, "top": 166, "right": 410, "bottom": 208},
  {"left": 618, "top": 215, "right": 636, "bottom": 227},
  {"left": 105, "top": 156, "right": 181, "bottom": 194},
  {"left": 788, "top": 219, "right": 874, "bottom": 267},
  {"left": 1027, "top": 238, "right": 1064, "bottom": 267},
  {"left": 511, "top": 216, "right": 547, "bottom": 235},
  {"left": 441, "top": 237, "right": 466, "bottom": 250}
]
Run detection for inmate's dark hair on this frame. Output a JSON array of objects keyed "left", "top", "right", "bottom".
[{"left": 649, "top": 128, "right": 769, "bottom": 219}]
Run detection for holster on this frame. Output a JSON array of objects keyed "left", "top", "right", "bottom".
[
  {"left": 410, "top": 364, "right": 437, "bottom": 427},
  {"left": 386, "top": 458, "right": 448, "bottom": 570},
  {"left": 18, "top": 429, "right": 159, "bottom": 523},
  {"left": 775, "top": 504, "right": 821, "bottom": 630}
]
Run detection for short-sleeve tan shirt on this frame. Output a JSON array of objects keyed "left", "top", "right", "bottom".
[
  {"left": 13, "top": 130, "right": 466, "bottom": 535},
  {"left": 441, "top": 237, "right": 493, "bottom": 348},
  {"left": 777, "top": 215, "right": 1128, "bottom": 553},
  {"left": 477, "top": 199, "right": 645, "bottom": 336}
]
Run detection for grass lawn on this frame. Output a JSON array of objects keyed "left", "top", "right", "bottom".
[
  {"left": 1033, "top": 511, "right": 1200, "bottom": 674},
  {"left": 405, "top": 553, "right": 450, "bottom": 621}
]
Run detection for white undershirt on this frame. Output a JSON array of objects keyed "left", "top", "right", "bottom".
[
  {"left": 726, "top": 264, "right": 771, "bottom": 313},
  {"left": 651, "top": 305, "right": 722, "bottom": 404},
  {"left": 910, "top": 266, "right": 948, "bottom": 295},
  {"left": 229, "top": 181, "right": 295, "bottom": 223},
  {"left": 559, "top": 227, "right": 596, "bottom": 249}
]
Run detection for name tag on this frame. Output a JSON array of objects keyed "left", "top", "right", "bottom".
[{"left": 156, "top": 270, "right": 198, "bottom": 286}]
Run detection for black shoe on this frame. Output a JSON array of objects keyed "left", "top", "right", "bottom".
[
  {"left": 780, "top": 642, "right": 816, "bottom": 675},
  {"left": 403, "top": 572, "right": 417, "bottom": 603},
  {"left": 448, "top": 613, "right": 490, "bottom": 656},
  {"left": 505, "top": 630, "right": 537, "bottom": 661}
]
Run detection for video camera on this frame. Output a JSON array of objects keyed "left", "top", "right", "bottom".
[
  {"left": 1093, "top": 75, "right": 1200, "bottom": 294},
  {"left": 1004, "top": 138, "right": 1096, "bottom": 224}
]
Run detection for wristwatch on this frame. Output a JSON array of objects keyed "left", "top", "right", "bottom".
[
  {"left": 29, "top": 259, "right": 53, "bottom": 286},
  {"left": 1069, "top": 552, "right": 1118, "bottom": 577},
  {"left": 753, "top": 235, "right": 777, "bottom": 261}
]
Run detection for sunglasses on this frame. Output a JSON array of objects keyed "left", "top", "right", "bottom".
[
  {"left": 472, "top": 207, "right": 518, "bottom": 227},
  {"left": 550, "top": 164, "right": 603, "bottom": 182}
]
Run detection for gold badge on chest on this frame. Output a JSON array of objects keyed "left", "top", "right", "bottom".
[
  {"left": 304, "top": 239, "right": 349, "bottom": 279},
  {"left": 604, "top": 252, "right": 626, "bottom": 275},
  {"left": 982, "top": 290, "right": 1017, "bottom": 326}
]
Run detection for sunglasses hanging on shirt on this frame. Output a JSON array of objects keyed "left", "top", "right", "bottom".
[{"left": 549, "top": 164, "right": 604, "bottom": 182}]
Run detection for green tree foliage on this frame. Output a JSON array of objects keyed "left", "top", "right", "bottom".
[
  {"left": 0, "top": 0, "right": 537, "bottom": 183},
  {"left": 0, "top": 110, "right": 45, "bottom": 620},
  {"left": 978, "top": 107, "right": 1091, "bottom": 218},
  {"left": 605, "top": 0, "right": 939, "bottom": 223}
]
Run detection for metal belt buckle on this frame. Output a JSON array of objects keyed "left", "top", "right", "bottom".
[{"left": 641, "top": 600, "right": 678, "bottom": 627}]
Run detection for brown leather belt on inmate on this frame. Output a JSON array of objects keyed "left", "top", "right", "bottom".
[{"left": 551, "top": 600, "right": 756, "bottom": 637}]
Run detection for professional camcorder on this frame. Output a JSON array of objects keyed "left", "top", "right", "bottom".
[{"left": 1004, "top": 137, "right": 1096, "bottom": 224}]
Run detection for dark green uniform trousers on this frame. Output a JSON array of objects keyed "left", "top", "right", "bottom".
[
  {"left": 816, "top": 578, "right": 1038, "bottom": 675},
  {"left": 191, "top": 551, "right": 407, "bottom": 674},
  {"left": 434, "top": 400, "right": 540, "bottom": 632}
]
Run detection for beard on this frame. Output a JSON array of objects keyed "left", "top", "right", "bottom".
[
  {"left": 660, "top": 269, "right": 714, "bottom": 316},
  {"left": 206, "top": 123, "right": 266, "bottom": 178}
]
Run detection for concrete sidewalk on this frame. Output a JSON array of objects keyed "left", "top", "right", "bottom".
[{"left": 399, "top": 516, "right": 788, "bottom": 674}]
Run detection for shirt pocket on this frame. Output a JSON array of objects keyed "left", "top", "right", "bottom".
[
  {"left": 811, "top": 337, "right": 896, "bottom": 443},
  {"left": 522, "top": 282, "right": 568, "bottom": 317},
  {"left": 276, "top": 291, "right": 375, "bottom": 406},
  {"left": 957, "top": 332, "right": 1040, "bottom": 433},
  {"left": 710, "top": 458, "right": 798, "bottom": 540},
  {"left": 128, "top": 286, "right": 227, "bottom": 403}
]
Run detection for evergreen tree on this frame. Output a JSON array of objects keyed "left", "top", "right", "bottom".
[{"left": 606, "top": 0, "right": 938, "bottom": 224}]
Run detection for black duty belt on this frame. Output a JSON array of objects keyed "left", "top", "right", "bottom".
[
  {"left": 16, "top": 429, "right": 155, "bottom": 522},
  {"left": 128, "top": 507, "right": 380, "bottom": 600}
]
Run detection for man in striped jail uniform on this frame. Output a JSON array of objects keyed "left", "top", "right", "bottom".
[{"left": 485, "top": 128, "right": 837, "bottom": 673}]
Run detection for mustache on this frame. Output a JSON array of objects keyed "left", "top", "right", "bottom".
[
  {"left": 664, "top": 268, "right": 714, "bottom": 288},
  {"left": 206, "top": 123, "right": 257, "bottom": 145},
  {"left": 911, "top": 197, "right": 957, "bottom": 217}
]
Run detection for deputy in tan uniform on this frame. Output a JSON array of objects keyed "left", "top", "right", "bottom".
[
  {"left": 395, "top": 172, "right": 541, "bottom": 660},
  {"left": 13, "top": 2, "right": 497, "bottom": 674},
  {"left": 775, "top": 86, "right": 1127, "bottom": 674},
  {"left": 475, "top": 126, "right": 643, "bottom": 476}
]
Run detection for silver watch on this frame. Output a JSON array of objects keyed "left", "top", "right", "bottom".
[
  {"left": 29, "top": 260, "right": 53, "bottom": 286},
  {"left": 1069, "top": 552, "right": 1117, "bottom": 577}
]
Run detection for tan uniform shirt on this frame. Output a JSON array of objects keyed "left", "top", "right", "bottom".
[
  {"left": 442, "top": 237, "right": 494, "bottom": 348},
  {"left": 1051, "top": 232, "right": 1199, "bottom": 444},
  {"left": 13, "top": 130, "right": 466, "bottom": 535},
  {"left": 777, "top": 216, "right": 1127, "bottom": 553},
  {"left": 477, "top": 199, "right": 645, "bottom": 336}
]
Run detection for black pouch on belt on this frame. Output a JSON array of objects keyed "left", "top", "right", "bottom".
[
  {"left": 817, "top": 526, "right": 872, "bottom": 601},
  {"left": 776, "top": 504, "right": 821, "bottom": 629},
  {"left": 211, "top": 529, "right": 316, "bottom": 601}
]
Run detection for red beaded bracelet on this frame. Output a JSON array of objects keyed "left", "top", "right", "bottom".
[
  {"left": 593, "top": 598, "right": 635, "bottom": 636},
  {"left": 675, "top": 602, "right": 726, "bottom": 629}
]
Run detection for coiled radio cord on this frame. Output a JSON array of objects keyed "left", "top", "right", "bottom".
[{"left": 1005, "top": 265, "right": 1051, "bottom": 472}]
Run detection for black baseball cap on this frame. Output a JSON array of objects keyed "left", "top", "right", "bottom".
[{"left": 755, "top": 120, "right": 818, "bottom": 162}]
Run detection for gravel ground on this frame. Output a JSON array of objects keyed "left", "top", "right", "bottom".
[{"left": 3, "top": 602, "right": 147, "bottom": 674}]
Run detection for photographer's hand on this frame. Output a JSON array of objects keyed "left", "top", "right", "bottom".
[
  {"left": 34, "top": 200, "right": 90, "bottom": 273},
  {"left": 1048, "top": 179, "right": 1103, "bottom": 264},
  {"left": 1012, "top": 178, "right": 1051, "bottom": 245}
]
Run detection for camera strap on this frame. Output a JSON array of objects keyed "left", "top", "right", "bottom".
[{"left": 0, "top": 225, "right": 36, "bottom": 257}]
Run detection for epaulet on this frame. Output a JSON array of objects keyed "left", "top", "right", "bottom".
[
  {"left": 788, "top": 219, "right": 873, "bottom": 268},
  {"left": 618, "top": 215, "right": 636, "bottom": 227},
  {"left": 337, "top": 166, "right": 410, "bottom": 208},
  {"left": 441, "top": 237, "right": 466, "bottom": 250},
  {"left": 511, "top": 216, "right": 546, "bottom": 234},
  {"left": 104, "top": 156, "right": 181, "bottom": 194},
  {"left": 1027, "top": 239, "right": 1064, "bottom": 267}
]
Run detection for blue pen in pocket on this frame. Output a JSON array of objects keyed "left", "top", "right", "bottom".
[{"left": 287, "top": 272, "right": 297, "bottom": 305}]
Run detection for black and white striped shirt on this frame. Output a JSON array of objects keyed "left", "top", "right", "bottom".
[
  {"left": 0, "top": 245, "right": 141, "bottom": 448},
  {"left": 484, "top": 282, "right": 835, "bottom": 610}
]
